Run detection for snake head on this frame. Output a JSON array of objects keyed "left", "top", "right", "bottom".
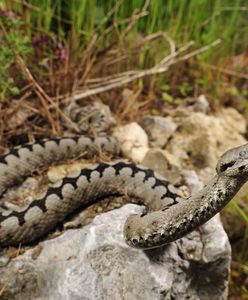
[{"left": 216, "top": 143, "right": 248, "bottom": 178}]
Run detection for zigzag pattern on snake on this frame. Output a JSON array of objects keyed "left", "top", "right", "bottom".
[{"left": 0, "top": 134, "right": 248, "bottom": 249}]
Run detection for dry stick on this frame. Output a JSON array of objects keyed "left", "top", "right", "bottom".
[
  {"left": 173, "top": 39, "right": 221, "bottom": 63},
  {"left": 16, "top": 57, "right": 80, "bottom": 133},
  {"left": 104, "top": 0, "right": 123, "bottom": 25},
  {"left": 16, "top": 56, "right": 58, "bottom": 134},
  {"left": 0, "top": 20, "right": 57, "bottom": 131},
  {"left": 78, "top": 45, "right": 98, "bottom": 87},
  {"left": 87, "top": 32, "right": 178, "bottom": 83},
  {"left": 70, "top": 0, "right": 150, "bottom": 95},
  {"left": 75, "top": 34, "right": 98, "bottom": 82},
  {"left": 158, "top": 40, "right": 194, "bottom": 67},
  {"left": 114, "top": 1, "right": 149, "bottom": 42},
  {"left": 75, "top": 0, "right": 148, "bottom": 91},
  {"left": 0, "top": 20, "right": 60, "bottom": 137},
  {"left": 70, "top": 39, "right": 221, "bottom": 101},
  {"left": 85, "top": 38, "right": 193, "bottom": 85},
  {"left": 77, "top": 0, "right": 150, "bottom": 84},
  {"left": 203, "top": 63, "right": 248, "bottom": 80},
  {"left": 100, "top": 31, "right": 173, "bottom": 66},
  {"left": 120, "top": 9, "right": 149, "bottom": 39},
  {"left": 98, "top": 41, "right": 192, "bottom": 85}
]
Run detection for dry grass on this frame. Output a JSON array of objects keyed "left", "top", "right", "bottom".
[{"left": 0, "top": 32, "right": 222, "bottom": 151}]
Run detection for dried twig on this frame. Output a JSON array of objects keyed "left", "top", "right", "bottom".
[
  {"left": 119, "top": 0, "right": 150, "bottom": 39},
  {"left": 16, "top": 56, "right": 83, "bottom": 133},
  {"left": 67, "top": 39, "right": 221, "bottom": 101},
  {"left": 203, "top": 63, "right": 248, "bottom": 80},
  {"left": 16, "top": 56, "right": 59, "bottom": 134}
]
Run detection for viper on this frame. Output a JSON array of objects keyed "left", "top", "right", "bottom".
[{"left": 0, "top": 135, "right": 247, "bottom": 249}]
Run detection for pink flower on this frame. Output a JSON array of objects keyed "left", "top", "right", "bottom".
[{"left": 0, "top": 10, "right": 19, "bottom": 19}]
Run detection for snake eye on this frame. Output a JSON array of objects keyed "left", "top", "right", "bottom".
[{"left": 219, "top": 161, "right": 235, "bottom": 172}]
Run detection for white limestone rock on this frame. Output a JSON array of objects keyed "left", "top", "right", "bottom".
[
  {"left": 192, "top": 94, "right": 210, "bottom": 114},
  {"left": 139, "top": 116, "right": 177, "bottom": 148},
  {"left": 218, "top": 107, "right": 247, "bottom": 134},
  {"left": 166, "top": 109, "right": 247, "bottom": 181},
  {"left": 113, "top": 122, "right": 149, "bottom": 163},
  {"left": 0, "top": 204, "right": 230, "bottom": 300}
]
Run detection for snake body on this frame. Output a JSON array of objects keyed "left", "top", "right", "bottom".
[{"left": 0, "top": 135, "right": 248, "bottom": 249}]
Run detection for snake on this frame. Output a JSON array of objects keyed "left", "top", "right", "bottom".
[
  {"left": 63, "top": 101, "right": 116, "bottom": 133},
  {"left": 0, "top": 134, "right": 247, "bottom": 249}
]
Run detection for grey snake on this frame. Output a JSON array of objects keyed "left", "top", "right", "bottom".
[{"left": 0, "top": 135, "right": 248, "bottom": 249}]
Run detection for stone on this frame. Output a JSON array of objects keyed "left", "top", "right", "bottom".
[
  {"left": 176, "top": 214, "right": 231, "bottom": 300},
  {"left": 0, "top": 204, "right": 230, "bottom": 300},
  {"left": 142, "top": 148, "right": 181, "bottom": 185},
  {"left": 139, "top": 115, "right": 177, "bottom": 148},
  {"left": 113, "top": 122, "right": 149, "bottom": 163},
  {"left": 47, "top": 161, "right": 90, "bottom": 183},
  {"left": 165, "top": 109, "right": 247, "bottom": 181},
  {"left": 218, "top": 107, "right": 247, "bottom": 134},
  {"left": 192, "top": 94, "right": 210, "bottom": 114},
  {"left": 181, "top": 170, "right": 204, "bottom": 195}
]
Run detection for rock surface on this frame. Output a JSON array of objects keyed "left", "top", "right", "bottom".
[
  {"left": 142, "top": 148, "right": 181, "bottom": 185},
  {"left": 166, "top": 108, "right": 246, "bottom": 181},
  {"left": 192, "top": 94, "right": 210, "bottom": 113},
  {"left": 138, "top": 102, "right": 246, "bottom": 182},
  {"left": 113, "top": 122, "right": 149, "bottom": 163},
  {"left": 0, "top": 204, "right": 230, "bottom": 300},
  {"left": 139, "top": 116, "right": 177, "bottom": 147}
]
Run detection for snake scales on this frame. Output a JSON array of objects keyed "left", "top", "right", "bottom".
[{"left": 0, "top": 134, "right": 248, "bottom": 249}]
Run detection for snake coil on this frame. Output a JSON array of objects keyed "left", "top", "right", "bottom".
[{"left": 0, "top": 135, "right": 248, "bottom": 249}]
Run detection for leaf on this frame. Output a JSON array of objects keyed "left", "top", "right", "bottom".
[
  {"left": 162, "top": 92, "right": 173, "bottom": 103},
  {"left": 151, "top": 108, "right": 159, "bottom": 115},
  {"left": 174, "top": 98, "right": 183, "bottom": 105},
  {"left": 7, "top": 78, "right": 14, "bottom": 84},
  {"left": 10, "top": 87, "right": 20, "bottom": 96},
  {"left": 161, "top": 84, "right": 170, "bottom": 92}
]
